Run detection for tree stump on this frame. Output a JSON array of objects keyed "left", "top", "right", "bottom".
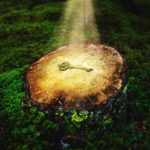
[{"left": 26, "top": 44, "right": 126, "bottom": 110}]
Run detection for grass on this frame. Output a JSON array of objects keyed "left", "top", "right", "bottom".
[{"left": 0, "top": 0, "right": 150, "bottom": 149}]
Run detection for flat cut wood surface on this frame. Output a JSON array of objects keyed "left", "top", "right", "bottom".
[{"left": 26, "top": 44, "right": 125, "bottom": 109}]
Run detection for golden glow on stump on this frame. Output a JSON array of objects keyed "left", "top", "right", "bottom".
[
  {"left": 26, "top": 0, "right": 125, "bottom": 109},
  {"left": 26, "top": 44, "right": 125, "bottom": 109}
]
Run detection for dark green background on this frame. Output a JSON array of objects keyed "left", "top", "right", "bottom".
[{"left": 0, "top": 0, "right": 150, "bottom": 149}]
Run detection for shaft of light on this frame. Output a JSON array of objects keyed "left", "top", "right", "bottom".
[{"left": 58, "top": 0, "right": 100, "bottom": 44}]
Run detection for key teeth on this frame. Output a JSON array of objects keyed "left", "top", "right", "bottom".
[{"left": 86, "top": 68, "right": 93, "bottom": 72}]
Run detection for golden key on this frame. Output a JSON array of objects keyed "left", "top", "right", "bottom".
[{"left": 58, "top": 62, "right": 93, "bottom": 72}]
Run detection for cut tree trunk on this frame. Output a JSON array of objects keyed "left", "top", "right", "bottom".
[{"left": 26, "top": 43, "right": 126, "bottom": 110}]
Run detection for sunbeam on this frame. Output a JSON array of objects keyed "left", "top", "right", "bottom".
[{"left": 58, "top": 0, "right": 100, "bottom": 44}]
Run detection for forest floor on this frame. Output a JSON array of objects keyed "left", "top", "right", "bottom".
[{"left": 0, "top": 0, "right": 150, "bottom": 149}]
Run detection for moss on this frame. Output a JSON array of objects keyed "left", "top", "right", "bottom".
[
  {"left": 0, "top": 0, "right": 150, "bottom": 149},
  {"left": 0, "top": 67, "right": 62, "bottom": 149}
]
